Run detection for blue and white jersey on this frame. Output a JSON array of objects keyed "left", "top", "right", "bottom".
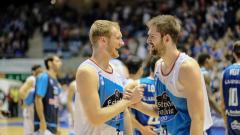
[
  {"left": 154, "top": 53, "right": 212, "bottom": 135},
  {"left": 222, "top": 63, "right": 240, "bottom": 135},
  {"left": 133, "top": 77, "right": 160, "bottom": 135},
  {"left": 34, "top": 72, "right": 62, "bottom": 134},
  {"left": 24, "top": 76, "right": 35, "bottom": 106},
  {"left": 74, "top": 59, "right": 125, "bottom": 135}
]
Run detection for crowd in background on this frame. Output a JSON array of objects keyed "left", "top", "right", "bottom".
[
  {"left": 0, "top": 0, "right": 240, "bottom": 124},
  {"left": 0, "top": 0, "right": 239, "bottom": 59}
]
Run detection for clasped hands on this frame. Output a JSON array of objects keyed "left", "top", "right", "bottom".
[{"left": 123, "top": 81, "right": 145, "bottom": 105}]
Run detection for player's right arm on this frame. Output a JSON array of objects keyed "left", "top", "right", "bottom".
[
  {"left": 131, "top": 102, "right": 159, "bottom": 117},
  {"left": 124, "top": 80, "right": 158, "bottom": 118},
  {"left": 19, "top": 77, "right": 34, "bottom": 99},
  {"left": 35, "top": 73, "right": 48, "bottom": 131},
  {"left": 76, "top": 65, "right": 143, "bottom": 126}
]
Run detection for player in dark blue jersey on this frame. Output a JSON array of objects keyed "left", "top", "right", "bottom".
[
  {"left": 132, "top": 56, "right": 160, "bottom": 135},
  {"left": 34, "top": 55, "right": 62, "bottom": 135},
  {"left": 221, "top": 41, "right": 240, "bottom": 135}
]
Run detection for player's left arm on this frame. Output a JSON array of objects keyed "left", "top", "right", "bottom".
[{"left": 179, "top": 59, "right": 204, "bottom": 135}]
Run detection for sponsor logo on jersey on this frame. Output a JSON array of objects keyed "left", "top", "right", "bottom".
[
  {"left": 156, "top": 92, "right": 178, "bottom": 122},
  {"left": 231, "top": 120, "right": 240, "bottom": 130},
  {"left": 103, "top": 89, "right": 123, "bottom": 107}
]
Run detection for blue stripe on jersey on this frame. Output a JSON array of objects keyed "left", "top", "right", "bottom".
[
  {"left": 222, "top": 64, "right": 240, "bottom": 134},
  {"left": 98, "top": 73, "right": 124, "bottom": 132},
  {"left": 133, "top": 77, "right": 160, "bottom": 135},
  {"left": 36, "top": 72, "right": 48, "bottom": 97},
  {"left": 24, "top": 90, "right": 34, "bottom": 105},
  {"left": 154, "top": 75, "right": 191, "bottom": 135},
  {"left": 34, "top": 122, "right": 57, "bottom": 128}
]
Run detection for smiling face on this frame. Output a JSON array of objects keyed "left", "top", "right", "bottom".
[
  {"left": 146, "top": 15, "right": 182, "bottom": 57},
  {"left": 106, "top": 27, "right": 124, "bottom": 58},
  {"left": 147, "top": 25, "right": 166, "bottom": 57}
]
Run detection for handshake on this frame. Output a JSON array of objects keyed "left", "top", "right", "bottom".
[{"left": 123, "top": 81, "right": 145, "bottom": 105}]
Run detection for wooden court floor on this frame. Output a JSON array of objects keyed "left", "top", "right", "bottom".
[
  {"left": 0, "top": 117, "right": 225, "bottom": 135},
  {"left": 0, "top": 118, "right": 69, "bottom": 135}
]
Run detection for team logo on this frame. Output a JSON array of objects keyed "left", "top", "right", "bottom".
[
  {"left": 103, "top": 89, "right": 123, "bottom": 107},
  {"left": 156, "top": 92, "right": 178, "bottom": 122},
  {"left": 231, "top": 120, "right": 240, "bottom": 130},
  {"left": 49, "top": 97, "right": 59, "bottom": 108},
  {"left": 103, "top": 89, "right": 124, "bottom": 129}
]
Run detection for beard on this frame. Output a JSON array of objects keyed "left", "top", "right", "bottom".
[
  {"left": 150, "top": 48, "right": 158, "bottom": 56},
  {"left": 149, "top": 40, "right": 165, "bottom": 57}
]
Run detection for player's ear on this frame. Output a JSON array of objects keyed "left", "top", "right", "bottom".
[
  {"left": 99, "top": 36, "right": 108, "bottom": 44},
  {"left": 163, "top": 34, "right": 170, "bottom": 43}
]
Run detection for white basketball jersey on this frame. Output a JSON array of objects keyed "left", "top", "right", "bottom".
[
  {"left": 23, "top": 75, "right": 36, "bottom": 135},
  {"left": 74, "top": 59, "right": 125, "bottom": 135},
  {"left": 24, "top": 76, "right": 36, "bottom": 106},
  {"left": 154, "top": 53, "right": 212, "bottom": 134},
  {"left": 27, "top": 76, "right": 36, "bottom": 92}
]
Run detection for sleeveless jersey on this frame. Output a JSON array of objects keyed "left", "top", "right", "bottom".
[
  {"left": 133, "top": 77, "right": 160, "bottom": 135},
  {"left": 222, "top": 63, "right": 240, "bottom": 135},
  {"left": 154, "top": 53, "right": 212, "bottom": 135},
  {"left": 23, "top": 75, "right": 36, "bottom": 135},
  {"left": 24, "top": 76, "right": 36, "bottom": 106},
  {"left": 34, "top": 72, "right": 62, "bottom": 134},
  {"left": 74, "top": 59, "right": 125, "bottom": 135}
]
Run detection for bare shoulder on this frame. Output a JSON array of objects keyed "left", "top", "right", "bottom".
[
  {"left": 26, "top": 76, "right": 35, "bottom": 83},
  {"left": 76, "top": 65, "right": 97, "bottom": 78},
  {"left": 70, "top": 80, "right": 76, "bottom": 87},
  {"left": 180, "top": 57, "right": 200, "bottom": 73},
  {"left": 25, "top": 76, "right": 34, "bottom": 86},
  {"left": 75, "top": 65, "right": 98, "bottom": 91},
  {"left": 69, "top": 80, "right": 76, "bottom": 91},
  {"left": 179, "top": 57, "right": 201, "bottom": 85}
]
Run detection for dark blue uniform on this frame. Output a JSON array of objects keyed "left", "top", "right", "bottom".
[
  {"left": 133, "top": 77, "right": 160, "bottom": 135},
  {"left": 222, "top": 64, "right": 240, "bottom": 135},
  {"left": 34, "top": 72, "right": 61, "bottom": 134}
]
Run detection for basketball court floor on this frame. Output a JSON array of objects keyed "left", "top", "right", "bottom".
[
  {"left": 0, "top": 118, "right": 68, "bottom": 135},
  {"left": 0, "top": 117, "right": 225, "bottom": 135}
]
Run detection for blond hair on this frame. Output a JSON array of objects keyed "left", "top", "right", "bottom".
[
  {"left": 89, "top": 20, "right": 120, "bottom": 46},
  {"left": 147, "top": 15, "right": 181, "bottom": 43}
]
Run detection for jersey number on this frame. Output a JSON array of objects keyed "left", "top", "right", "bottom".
[
  {"left": 147, "top": 117, "right": 160, "bottom": 125},
  {"left": 229, "top": 88, "right": 238, "bottom": 106}
]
